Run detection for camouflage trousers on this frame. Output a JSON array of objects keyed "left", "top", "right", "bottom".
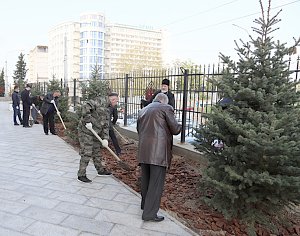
[{"left": 77, "top": 132, "right": 105, "bottom": 177}]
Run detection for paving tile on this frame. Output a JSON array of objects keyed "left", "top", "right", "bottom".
[
  {"left": 54, "top": 202, "right": 100, "bottom": 218},
  {"left": 109, "top": 224, "right": 165, "bottom": 236},
  {"left": 0, "top": 226, "right": 31, "bottom": 236},
  {"left": 85, "top": 197, "right": 129, "bottom": 212},
  {"left": 0, "top": 199, "right": 29, "bottom": 214},
  {"left": 24, "top": 221, "right": 80, "bottom": 236},
  {"left": 113, "top": 193, "right": 141, "bottom": 205},
  {"left": 0, "top": 211, "right": 35, "bottom": 231},
  {"left": 0, "top": 182, "right": 21, "bottom": 191},
  {"left": 44, "top": 182, "right": 81, "bottom": 193},
  {"left": 49, "top": 191, "right": 88, "bottom": 204},
  {"left": 61, "top": 215, "right": 114, "bottom": 235},
  {"left": 17, "top": 185, "right": 54, "bottom": 197},
  {"left": 77, "top": 188, "right": 118, "bottom": 200},
  {"left": 95, "top": 209, "right": 143, "bottom": 228},
  {"left": 0, "top": 188, "right": 24, "bottom": 201},
  {"left": 20, "top": 206, "right": 68, "bottom": 224},
  {"left": 142, "top": 219, "right": 193, "bottom": 236},
  {"left": 18, "top": 195, "right": 60, "bottom": 209},
  {"left": 15, "top": 177, "right": 50, "bottom": 187}
]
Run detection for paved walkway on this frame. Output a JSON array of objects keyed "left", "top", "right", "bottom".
[{"left": 0, "top": 101, "right": 197, "bottom": 236}]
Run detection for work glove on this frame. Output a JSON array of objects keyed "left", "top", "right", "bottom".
[
  {"left": 50, "top": 100, "right": 55, "bottom": 104},
  {"left": 85, "top": 122, "right": 93, "bottom": 130},
  {"left": 16, "top": 106, "right": 19, "bottom": 109},
  {"left": 30, "top": 106, "right": 33, "bottom": 109},
  {"left": 101, "top": 139, "right": 108, "bottom": 148}
]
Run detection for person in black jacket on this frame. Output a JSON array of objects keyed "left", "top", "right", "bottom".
[
  {"left": 20, "top": 84, "right": 32, "bottom": 127},
  {"left": 141, "top": 79, "right": 175, "bottom": 109},
  {"left": 11, "top": 85, "right": 23, "bottom": 125},
  {"left": 40, "top": 90, "right": 61, "bottom": 135},
  {"left": 108, "top": 92, "right": 121, "bottom": 156}
]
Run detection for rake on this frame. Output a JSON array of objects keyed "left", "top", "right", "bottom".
[
  {"left": 85, "top": 123, "right": 131, "bottom": 171},
  {"left": 112, "top": 126, "right": 135, "bottom": 146}
]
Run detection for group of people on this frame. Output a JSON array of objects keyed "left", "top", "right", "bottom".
[
  {"left": 11, "top": 84, "right": 61, "bottom": 135},
  {"left": 12, "top": 79, "right": 180, "bottom": 223},
  {"left": 77, "top": 78, "right": 180, "bottom": 222}
]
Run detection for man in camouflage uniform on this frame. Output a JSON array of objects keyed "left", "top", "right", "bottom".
[{"left": 77, "top": 96, "right": 111, "bottom": 183}]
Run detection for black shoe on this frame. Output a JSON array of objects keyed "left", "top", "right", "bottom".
[
  {"left": 143, "top": 216, "right": 164, "bottom": 222},
  {"left": 77, "top": 176, "right": 92, "bottom": 183},
  {"left": 14, "top": 123, "right": 19, "bottom": 126},
  {"left": 51, "top": 133, "right": 57, "bottom": 135},
  {"left": 97, "top": 169, "right": 112, "bottom": 176},
  {"left": 45, "top": 133, "right": 49, "bottom": 135},
  {"left": 34, "top": 121, "right": 39, "bottom": 124}
]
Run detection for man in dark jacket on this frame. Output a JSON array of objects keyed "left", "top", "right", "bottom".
[
  {"left": 108, "top": 92, "right": 121, "bottom": 156},
  {"left": 137, "top": 93, "right": 181, "bottom": 222},
  {"left": 11, "top": 85, "right": 23, "bottom": 125},
  {"left": 40, "top": 90, "right": 61, "bottom": 135},
  {"left": 141, "top": 79, "right": 175, "bottom": 109},
  {"left": 20, "top": 84, "right": 32, "bottom": 127}
]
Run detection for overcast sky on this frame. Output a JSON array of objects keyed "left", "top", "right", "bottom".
[{"left": 0, "top": 0, "right": 299, "bottom": 80}]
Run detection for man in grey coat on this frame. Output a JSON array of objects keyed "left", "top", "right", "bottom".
[{"left": 137, "top": 93, "right": 181, "bottom": 222}]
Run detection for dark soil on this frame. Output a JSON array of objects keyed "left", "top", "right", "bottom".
[{"left": 55, "top": 122, "right": 300, "bottom": 236}]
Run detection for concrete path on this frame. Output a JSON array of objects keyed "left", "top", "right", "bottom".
[{"left": 0, "top": 101, "right": 197, "bottom": 236}]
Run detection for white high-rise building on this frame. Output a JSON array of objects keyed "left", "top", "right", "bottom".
[
  {"left": 48, "top": 13, "right": 164, "bottom": 85},
  {"left": 79, "top": 12, "right": 105, "bottom": 80},
  {"left": 27, "top": 46, "right": 48, "bottom": 84},
  {"left": 48, "top": 21, "right": 80, "bottom": 91}
]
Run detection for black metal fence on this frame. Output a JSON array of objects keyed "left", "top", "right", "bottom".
[{"left": 33, "top": 56, "right": 300, "bottom": 144}]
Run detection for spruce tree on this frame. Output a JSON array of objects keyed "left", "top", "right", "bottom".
[
  {"left": 0, "top": 68, "right": 5, "bottom": 97},
  {"left": 12, "top": 53, "right": 27, "bottom": 88},
  {"left": 194, "top": 0, "right": 300, "bottom": 234}
]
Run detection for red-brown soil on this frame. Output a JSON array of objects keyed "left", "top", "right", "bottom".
[{"left": 55, "top": 122, "right": 300, "bottom": 236}]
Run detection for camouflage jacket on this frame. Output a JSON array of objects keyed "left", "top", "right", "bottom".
[{"left": 78, "top": 96, "right": 110, "bottom": 140}]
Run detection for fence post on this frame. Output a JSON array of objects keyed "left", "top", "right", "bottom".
[
  {"left": 73, "top": 79, "right": 76, "bottom": 111},
  {"left": 124, "top": 74, "right": 129, "bottom": 126},
  {"left": 181, "top": 69, "right": 189, "bottom": 143}
]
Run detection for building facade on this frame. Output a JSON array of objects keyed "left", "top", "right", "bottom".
[
  {"left": 79, "top": 13, "right": 105, "bottom": 80},
  {"left": 47, "top": 13, "right": 164, "bottom": 86},
  {"left": 105, "top": 23, "right": 163, "bottom": 76},
  {"left": 48, "top": 21, "right": 80, "bottom": 91},
  {"left": 27, "top": 46, "right": 49, "bottom": 84}
]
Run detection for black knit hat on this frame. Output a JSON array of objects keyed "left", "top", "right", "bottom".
[{"left": 161, "top": 79, "right": 170, "bottom": 86}]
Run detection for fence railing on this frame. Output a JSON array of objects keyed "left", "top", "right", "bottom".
[{"left": 31, "top": 56, "right": 300, "bottom": 143}]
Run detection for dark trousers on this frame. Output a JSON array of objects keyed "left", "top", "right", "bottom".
[
  {"left": 43, "top": 112, "right": 55, "bottom": 134},
  {"left": 109, "top": 129, "right": 121, "bottom": 155},
  {"left": 140, "top": 164, "right": 166, "bottom": 220},
  {"left": 22, "top": 105, "right": 30, "bottom": 127},
  {"left": 13, "top": 106, "right": 23, "bottom": 125}
]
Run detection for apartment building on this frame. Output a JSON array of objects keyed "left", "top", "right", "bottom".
[
  {"left": 27, "top": 46, "right": 48, "bottom": 84},
  {"left": 48, "top": 21, "right": 80, "bottom": 91},
  {"left": 47, "top": 12, "right": 164, "bottom": 86},
  {"left": 79, "top": 12, "right": 105, "bottom": 80},
  {"left": 105, "top": 23, "right": 163, "bottom": 76}
]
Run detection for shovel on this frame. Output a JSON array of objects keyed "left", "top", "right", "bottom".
[
  {"left": 112, "top": 126, "right": 135, "bottom": 146},
  {"left": 29, "top": 108, "right": 34, "bottom": 127},
  {"left": 52, "top": 101, "right": 66, "bottom": 130},
  {"left": 32, "top": 104, "right": 42, "bottom": 116},
  {"left": 85, "top": 123, "right": 131, "bottom": 171}
]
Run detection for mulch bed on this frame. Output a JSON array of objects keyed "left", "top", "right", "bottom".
[{"left": 54, "top": 122, "right": 300, "bottom": 236}]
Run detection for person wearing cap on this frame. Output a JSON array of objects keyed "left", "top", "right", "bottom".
[
  {"left": 148, "top": 79, "right": 175, "bottom": 109},
  {"left": 20, "top": 84, "right": 32, "bottom": 127}
]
